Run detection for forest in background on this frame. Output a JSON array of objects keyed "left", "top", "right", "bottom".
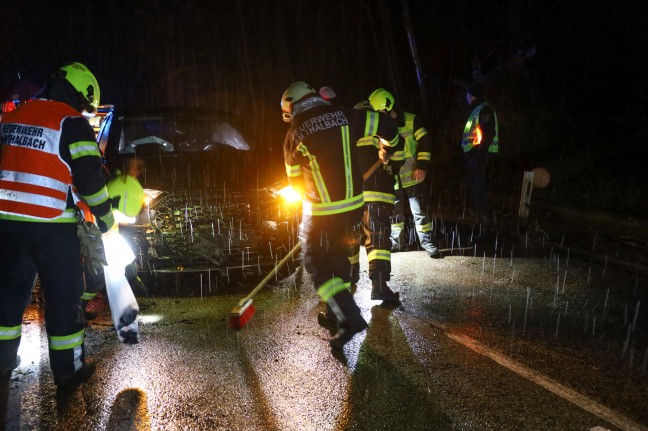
[{"left": 1, "top": 0, "right": 646, "bottom": 218}]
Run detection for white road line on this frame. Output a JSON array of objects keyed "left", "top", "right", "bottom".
[{"left": 445, "top": 332, "right": 648, "bottom": 431}]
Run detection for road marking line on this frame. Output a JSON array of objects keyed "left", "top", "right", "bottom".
[{"left": 445, "top": 332, "right": 648, "bottom": 431}]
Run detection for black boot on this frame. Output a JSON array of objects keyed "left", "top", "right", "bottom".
[
  {"left": 423, "top": 242, "right": 443, "bottom": 259},
  {"left": 1, "top": 339, "right": 21, "bottom": 379},
  {"left": 317, "top": 304, "right": 338, "bottom": 334},
  {"left": 427, "top": 246, "right": 443, "bottom": 259},
  {"left": 82, "top": 299, "right": 97, "bottom": 321},
  {"left": 54, "top": 357, "right": 96, "bottom": 387},
  {"left": 0, "top": 355, "right": 20, "bottom": 379},
  {"left": 327, "top": 290, "right": 367, "bottom": 350},
  {"left": 371, "top": 281, "right": 401, "bottom": 304}
]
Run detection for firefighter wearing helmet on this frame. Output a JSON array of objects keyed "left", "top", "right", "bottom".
[
  {"left": 281, "top": 81, "right": 400, "bottom": 349},
  {"left": 347, "top": 98, "right": 402, "bottom": 305},
  {"left": 369, "top": 88, "right": 441, "bottom": 258},
  {"left": 0, "top": 62, "right": 114, "bottom": 385}
]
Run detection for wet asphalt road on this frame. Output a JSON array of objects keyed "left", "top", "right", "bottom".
[{"left": 2, "top": 237, "right": 647, "bottom": 430}]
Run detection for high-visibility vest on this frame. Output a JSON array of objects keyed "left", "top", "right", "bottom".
[
  {"left": 461, "top": 102, "right": 499, "bottom": 154},
  {"left": 0, "top": 100, "right": 79, "bottom": 221},
  {"left": 391, "top": 112, "right": 429, "bottom": 189}
]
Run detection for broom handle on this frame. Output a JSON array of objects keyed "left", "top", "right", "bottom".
[
  {"left": 238, "top": 158, "right": 377, "bottom": 306},
  {"left": 363, "top": 159, "right": 383, "bottom": 181},
  {"left": 239, "top": 242, "right": 301, "bottom": 305}
]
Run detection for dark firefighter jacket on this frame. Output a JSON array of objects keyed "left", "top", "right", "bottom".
[
  {"left": 284, "top": 104, "right": 399, "bottom": 216},
  {"left": 356, "top": 134, "right": 401, "bottom": 205}
]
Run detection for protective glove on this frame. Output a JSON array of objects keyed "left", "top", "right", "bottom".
[
  {"left": 76, "top": 221, "right": 107, "bottom": 276},
  {"left": 96, "top": 210, "right": 116, "bottom": 233}
]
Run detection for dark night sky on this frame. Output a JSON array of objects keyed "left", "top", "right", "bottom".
[{"left": 1, "top": 0, "right": 647, "bottom": 216}]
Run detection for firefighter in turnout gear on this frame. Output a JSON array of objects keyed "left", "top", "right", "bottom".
[
  {"left": 282, "top": 81, "right": 399, "bottom": 349},
  {"left": 349, "top": 99, "right": 401, "bottom": 304},
  {"left": 368, "top": 89, "right": 441, "bottom": 258},
  {"left": 461, "top": 81, "right": 498, "bottom": 225},
  {"left": 0, "top": 62, "right": 114, "bottom": 385}
]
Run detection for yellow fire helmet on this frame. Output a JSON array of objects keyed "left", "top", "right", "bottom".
[
  {"left": 368, "top": 88, "right": 395, "bottom": 112},
  {"left": 106, "top": 174, "right": 144, "bottom": 217},
  {"left": 58, "top": 62, "right": 100, "bottom": 113},
  {"left": 281, "top": 81, "right": 316, "bottom": 123}
]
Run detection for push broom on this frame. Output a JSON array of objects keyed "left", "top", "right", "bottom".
[
  {"left": 228, "top": 156, "right": 381, "bottom": 329},
  {"left": 228, "top": 242, "right": 301, "bottom": 329}
]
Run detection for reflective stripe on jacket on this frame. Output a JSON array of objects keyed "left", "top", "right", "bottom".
[
  {"left": 356, "top": 136, "right": 396, "bottom": 205},
  {"left": 461, "top": 102, "right": 499, "bottom": 154},
  {"left": 391, "top": 112, "right": 430, "bottom": 189},
  {"left": 284, "top": 105, "right": 399, "bottom": 216},
  {"left": 0, "top": 100, "right": 78, "bottom": 220}
]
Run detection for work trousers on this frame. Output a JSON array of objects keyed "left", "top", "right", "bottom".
[
  {"left": 351, "top": 202, "right": 393, "bottom": 284},
  {"left": 300, "top": 209, "right": 364, "bottom": 323},
  {"left": 0, "top": 224, "right": 86, "bottom": 379},
  {"left": 464, "top": 152, "right": 491, "bottom": 223},
  {"left": 391, "top": 183, "right": 436, "bottom": 253}
]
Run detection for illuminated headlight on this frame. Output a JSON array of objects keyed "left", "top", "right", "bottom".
[
  {"left": 143, "top": 189, "right": 163, "bottom": 207},
  {"left": 276, "top": 185, "right": 302, "bottom": 204}
]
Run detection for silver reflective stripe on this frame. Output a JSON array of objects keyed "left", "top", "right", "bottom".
[
  {"left": 341, "top": 126, "right": 353, "bottom": 199},
  {"left": 49, "top": 329, "right": 85, "bottom": 350},
  {"left": 0, "top": 325, "right": 21, "bottom": 340},
  {"left": 368, "top": 249, "right": 391, "bottom": 261},
  {"left": 1, "top": 123, "right": 61, "bottom": 155},
  {"left": 302, "top": 194, "right": 364, "bottom": 216},
  {"left": 365, "top": 111, "right": 378, "bottom": 136},
  {"left": 81, "top": 188, "right": 109, "bottom": 206},
  {"left": 363, "top": 191, "right": 395, "bottom": 204},
  {"left": 0, "top": 189, "right": 67, "bottom": 210},
  {"left": 0, "top": 170, "right": 68, "bottom": 193},
  {"left": 69, "top": 142, "right": 100, "bottom": 158}
]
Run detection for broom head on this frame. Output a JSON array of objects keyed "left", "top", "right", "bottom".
[{"left": 227, "top": 298, "right": 256, "bottom": 330}]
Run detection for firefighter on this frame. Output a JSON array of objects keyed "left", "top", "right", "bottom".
[
  {"left": 317, "top": 98, "right": 402, "bottom": 333},
  {"left": 368, "top": 89, "right": 441, "bottom": 258},
  {"left": 282, "top": 81, "right": 399, "bottom": 349},
  {"left": 0, "top": 62, "right": 115, "bottom": 385},
  {"left": 349, "top": 99, "right": 401, "bottom": 303},
  {"left": 461, "top": 81, "right": 499, "bottom": 226}
]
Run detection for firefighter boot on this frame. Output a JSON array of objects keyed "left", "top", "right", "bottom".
[
  {"left": 317, "top": 303, "right": 338, "bottom": 334},
  {"left": 418, "top": 231, "right": 443, "bottom": 259},
  {"left": 54, "top": 357, "right": 96, "bottom": 387},
  {"left": 370, "top": 280, "right": 401, "bottom": 305},
  {"left": 421, "top": 235, "right": 443, "bottom": 259},
  {"left": 1, "top": 355, "right": 20, "bottom": 379},
  {"left": 82, "top": 299, "right": 98, "bottom": 321},
  {"left": 427, "top": 246, "right": 443, "bottom": 259},
  {"left": 328, "top": 290, "right": 368, "bottom": 350},
  {"left": 0, "top": 339, "right": 21, "bottom": 379}
]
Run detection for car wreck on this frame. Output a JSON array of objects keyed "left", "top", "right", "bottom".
[{"left": 94, "top": 106, "right": 300, "bottom": 296}]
